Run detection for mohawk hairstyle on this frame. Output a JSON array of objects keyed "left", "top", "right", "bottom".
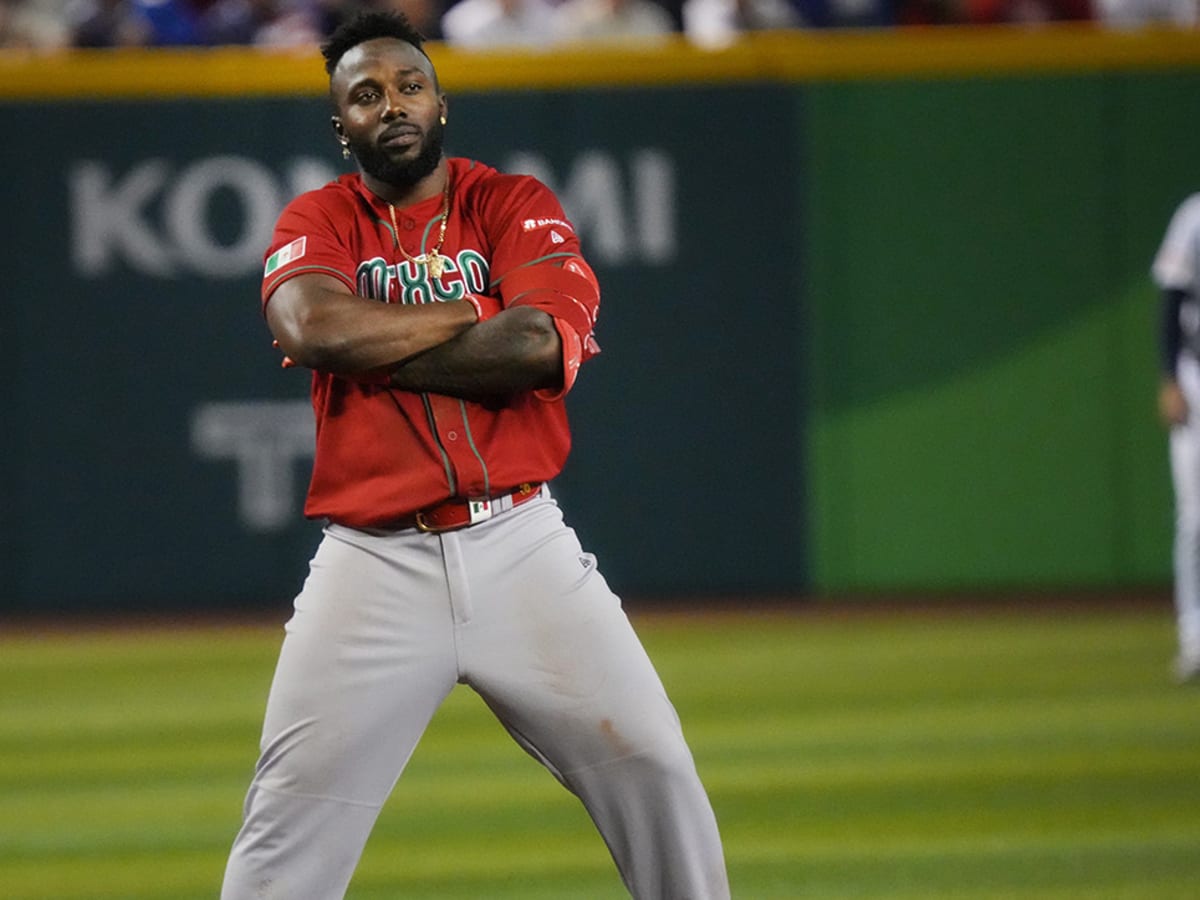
[{"left": 320, "top": 10, "right": 429, "bottom": 76}]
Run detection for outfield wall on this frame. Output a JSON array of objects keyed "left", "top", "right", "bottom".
[{"left": 1, "top": 27, "right": 1197, "bottom": 613}]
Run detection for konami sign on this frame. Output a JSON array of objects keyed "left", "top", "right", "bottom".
[{"left": 68, "top": 150, "right": 677, "bottom": 279}]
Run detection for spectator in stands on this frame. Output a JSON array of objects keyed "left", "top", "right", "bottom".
[
  {"left": 381, "top": 0, "right": 444, "bottom": 38},
  {"left": 440, "top": 0, "right": 557, "bottom": 48},
  {"left": 66, "top": 0, "right": 149, "bottom": 44},
  {"left": 552, "top": 0, "right": 676, "bottom": 44},
  {"left": 792, "top": 0, "right": 891, "bottom": 25},
  {"left": 127, "top": 0, "right": 206, "bottom": 43},
  {"left": 2, "top": 0, "right": 69, "bottom": 47},
  {"left": 896, "top": 0, "right": 1091, "bottom": 20},
  {"left": 201, "top": 0, "right": 321, "bottom": 45},
  {"left": 309, "top": 0, "right": 365, "bottom": 34},
  {"left": 311, "top": 0, "right": 443, "bottom": 42},
  {"left": 682, "top": 0, "right": 800, "bottom": 48},
  {"left": 1093, "top": 0, "right": 1196, "bottom": 25},
  {"left": 894, "top": 0, "right": 963, "bottom": 21},
  {"left": 963, "top": 0, "right": 1091, "bottom": 23},
  {"left": 69, "top": 0, "right": 222, "bottom": 45}
]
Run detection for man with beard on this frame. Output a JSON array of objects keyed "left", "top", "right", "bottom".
[{"left": 219, "top": 10, "right": 729, "bottom": 899}]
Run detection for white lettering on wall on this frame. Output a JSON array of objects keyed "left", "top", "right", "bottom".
[
  {"left": 72, "top": 159, "right": 175, "bottom": 277},
  {"left": 163, "top": 156, "right": 281, "bottom": 276},
  {"left": 70, "top": 156, "right": 339, "bottom": 279},
  {"left": 505, "top": 147, "right": 677, "bottom": 265},
  {"left": 632, "top": 149, "right": 676, "bottom": 264},
  {"left": 68, "top": 149, "right": 678, "bottom": 279},
  {"left": 190, "top": 400, "right": 314, "bottom": 532}
]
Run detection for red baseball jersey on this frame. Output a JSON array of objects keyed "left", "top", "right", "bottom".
[{"left": 261, "top": 157, "right": 601, "bottom": 527}]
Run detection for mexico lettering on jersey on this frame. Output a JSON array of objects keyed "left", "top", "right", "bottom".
[
  {"left": 353, "top": 249, "right": 489, "bottom": 306},
  {"left": 259, "top": 158, "right": 601, "bottom": 528}
]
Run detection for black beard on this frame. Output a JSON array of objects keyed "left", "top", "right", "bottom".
[{"left": 349, "top": 118, "right": 445, "bottom": 189}]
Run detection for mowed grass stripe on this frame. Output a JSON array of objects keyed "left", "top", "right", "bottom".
[
  {"left": 1, "top": 602, "right": 1198, "bottom": 899},
  {"left": 3, "top": 850, "right": 239, "bottom": 900}
]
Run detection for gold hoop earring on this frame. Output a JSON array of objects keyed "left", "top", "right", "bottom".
[{"left": 440, "top": 116, "right": 447, "bottom": 126}]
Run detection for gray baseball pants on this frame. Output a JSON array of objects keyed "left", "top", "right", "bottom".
[
  {"left": 221, "top": 490, "right": 730, "bottom": 899},
  {"left": 1171, "top": 355, "right": 1200, "bottom": 669}
]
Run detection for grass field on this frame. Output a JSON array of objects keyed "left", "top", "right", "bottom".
[{"left": 1, "top": 597, "right": 1198, "bottom": 899}]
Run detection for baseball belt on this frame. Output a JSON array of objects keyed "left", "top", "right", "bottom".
[{"left": 411, "top": 483, "right": 544, "bottom": 533}]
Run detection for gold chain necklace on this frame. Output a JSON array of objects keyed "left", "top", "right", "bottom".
[{"left": 388, "top": 178, "right": 451, "bottom": 278}]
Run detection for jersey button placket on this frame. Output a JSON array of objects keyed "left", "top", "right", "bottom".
[{"left": 426, "top": 396, "right": 479, "bottom": 495}]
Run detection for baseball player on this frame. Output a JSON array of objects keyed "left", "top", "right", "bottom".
[
  {"left": 219, "top": 10, "right": 730, "bottom": 899},
  {"left": 1153, "top": 192, "right": 1200, "bottom": 684}
]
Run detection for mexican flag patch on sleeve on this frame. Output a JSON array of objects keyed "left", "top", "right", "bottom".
[{"left": 264, "top": 237, "right": 307, "bottom": 275}]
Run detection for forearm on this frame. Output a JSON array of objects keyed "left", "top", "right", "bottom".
[
  {"left": 269, "top": 281, "right": 479, "bottom": 375},
  {"left": 388, "top": 306, "right": 563, "bottom": 401}
]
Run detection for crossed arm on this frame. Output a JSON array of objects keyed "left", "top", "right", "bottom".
[{"left": 265, "top": 273, "right": 564, "bottom": 401}]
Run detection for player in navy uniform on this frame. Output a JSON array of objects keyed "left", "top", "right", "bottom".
[{"left": 1153, "top": 193, "right": 1200, "bottom": 684}]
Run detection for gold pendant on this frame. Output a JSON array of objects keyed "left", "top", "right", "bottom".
[{"left": 427, "top": 250, "right": 444, "bottom": 278}]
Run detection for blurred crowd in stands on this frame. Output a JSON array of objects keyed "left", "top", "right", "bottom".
[{"left": 1, "top": 0, "right": 1196, "bottom": 55}]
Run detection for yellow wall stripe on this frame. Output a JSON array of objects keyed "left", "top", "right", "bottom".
[{"left": 1, "top": 25, "right": 1198, "bottom": 100}]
